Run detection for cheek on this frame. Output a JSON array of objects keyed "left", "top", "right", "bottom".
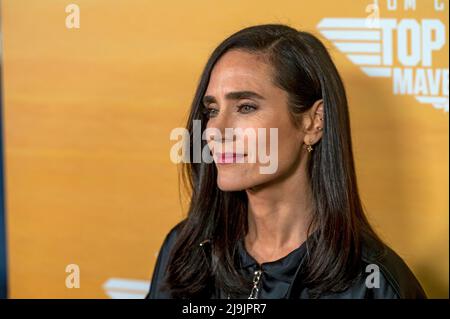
[
  {"left": 213, "top": 113, "right": 302, "bottom": 190},
  {"left": 252, "top": 115, "right": 303, "bottom": 179},
  {"left": 275, "top": 120, "right": 304, "bottom": 164},
  {"left": 216, "top": 130, "right": 299, "bottom": 191},
  {"left": 255, "top": 114, "right": 301, "bottom": 161}
]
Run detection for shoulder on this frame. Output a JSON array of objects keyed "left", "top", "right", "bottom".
[
  {"left": 359, "top": 235, "right": 427, "bottom": 299},
  {"left": 152, "top": 219, "right": 186, "bottom": 269},
  {"left": 160, "top": 220, "right": 186, "bottom": 251},
  {"left": 146, "top": 220, "right": 186, "bottom": 299}
]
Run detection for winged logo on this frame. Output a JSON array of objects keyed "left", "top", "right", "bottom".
[{"left": 317, "top": 18, "right": 448, "bottom": 112}]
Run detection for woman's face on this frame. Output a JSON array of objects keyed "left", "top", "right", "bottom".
[{"left": 204, "top": 49, "right": 316, "bottom": 191}]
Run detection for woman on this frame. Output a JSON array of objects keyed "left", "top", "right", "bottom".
[{"left": 146, "top": 24, "right": 426, "bottom": 299}]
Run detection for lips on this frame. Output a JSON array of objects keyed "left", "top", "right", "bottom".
[{"left": 215, "top": 152, "right": 247, "bottom": 164}]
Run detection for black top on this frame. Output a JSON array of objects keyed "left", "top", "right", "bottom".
[
  {"left": 147, "top": 221, "right": 427, "bottom": 299},
  {"left": 222, "top": 238, "right": 308, "bottom": 299}
]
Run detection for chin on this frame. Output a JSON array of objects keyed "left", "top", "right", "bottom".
[
  {"left": 216, "top": 178, "right": 246, "bottom": 191},
  {"left": 216, "top": 171, "right": 267, "bottom": 191},
  {"left": 216, "top": 172, "right": 255, "bottom": 191}
]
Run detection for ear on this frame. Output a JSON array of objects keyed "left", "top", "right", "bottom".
[{"left": 302, "top": 99, "right": 324, "bottom": 146}]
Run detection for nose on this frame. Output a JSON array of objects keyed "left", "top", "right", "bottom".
[{"left": 206, "top": 111, "right": 235, "bottom": 143}]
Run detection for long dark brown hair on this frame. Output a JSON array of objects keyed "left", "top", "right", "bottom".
[{"left": 163, "top": 24, "right": 384, "bottom": 298}]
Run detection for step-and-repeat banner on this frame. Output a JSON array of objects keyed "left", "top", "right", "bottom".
[{"left": 1, "top": 0, "right": 448, "bottom": 298}]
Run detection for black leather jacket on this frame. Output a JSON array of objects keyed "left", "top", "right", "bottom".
[{"left": 147, "top": 222, "right": 427, "bottom": 299}]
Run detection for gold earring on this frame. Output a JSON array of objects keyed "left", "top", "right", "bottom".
[{"left": 306, "top": 143, "right": 313, "bottom": 152}]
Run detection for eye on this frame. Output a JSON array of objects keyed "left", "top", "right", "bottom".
[
  {"left": 203, "top": 107, "right": 219, "bottom": 118},
  {"left": 237, "top": 104, "right": 257, "bottom": 114}
]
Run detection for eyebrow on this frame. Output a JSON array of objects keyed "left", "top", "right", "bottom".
[{"left": 202, "top": 91, "right": 265, "bottom": 106}]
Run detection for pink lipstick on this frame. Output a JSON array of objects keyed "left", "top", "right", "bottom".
[{"left": 215, "top": 152, "right": 247, "bottom": 164}]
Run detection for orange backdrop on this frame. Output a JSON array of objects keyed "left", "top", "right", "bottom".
[{"left": 1, "top": 0, "right": 448, "bottom": 298}]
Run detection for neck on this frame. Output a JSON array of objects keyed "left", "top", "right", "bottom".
[{"left": 244, "top": 158, "right": 314, "bottom": 263}]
